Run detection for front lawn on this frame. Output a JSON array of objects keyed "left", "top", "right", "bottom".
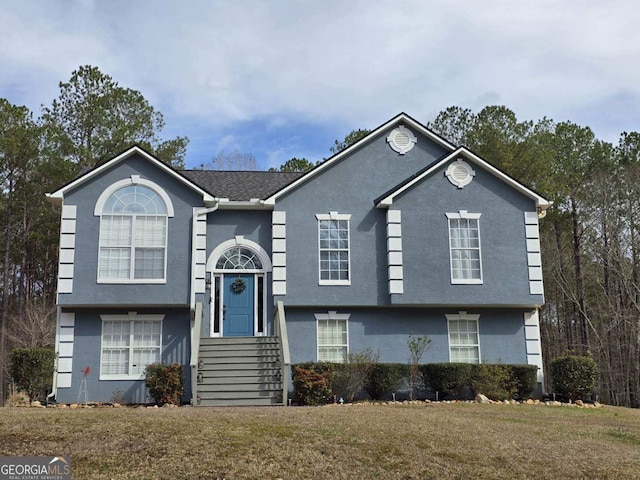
[{"left": 1, "top": 403, "right": 639, "bottom": 479}]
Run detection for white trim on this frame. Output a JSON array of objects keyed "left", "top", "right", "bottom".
[
  {"left": 264, "top": 113, "right": 456, "bottom": 205},
  {"left": 55, "top": 312, "right": 75, "bottom": 389},
  {"left": 94, "top": 176, "right": 175, "bottom": 217},
  {"left": 57, "top": 205, "right": 77, "bottom": 296},
  {"left": 445, "top": 159, "right": 476, "bottom": 188},
  {"left": 446, "top": 312, "right": 481, "bottom": 364},
  {"left": 386, "top": 125, "right": 417, "bottom": 154},
  {"left": 446, "top": 213, "right": 483, "bottom": 285},
  {"left": 207, "top": 239, "right": 272, "bottom": 273},
  {"left": 99, "top": 313, "right": 164, "bottom": 381},
  {"left": 315, "top": 311, "right": 350, "bottom": 363},
  {"left": 524, "top": 310, "right": 545, "bottom": 383},
  {"left": 46, "top": 146, "right": 215, "bottom": 207},
  {"left": 386, "top": 209, "right": 403, "bottom": 295},
  {"left": 524, "top": 211, "right": 544, "bottom": 299},
  {"left": 316, "top": 213, "right": 352, "bottom": 286},
  {"left": 376, "top": 146, "right": 552, "bottom": 209}
]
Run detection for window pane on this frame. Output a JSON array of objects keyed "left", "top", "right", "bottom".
[
  {"left": 100, "top": 216, "right": 132, "bottom": 246},
  {"left": 449, "top": 318, "right": 480, "bottom": 364},
  {"left": 449, "top": 217, "right": 481, "bottom": 281},
  {"left": 317, "top": 318, "right": 348, "bottom": 362},
  {"left": 134, "top": 248, "right": 165, "bottom": 279},
  {"left": 99, "top": 247, "right": 131, "bottom": 279},
  {"left": 136, "top": 216, "right": 166, "bottom": 247}
]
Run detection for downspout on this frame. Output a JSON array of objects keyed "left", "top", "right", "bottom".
[{"left": 47, "top": 305, "right": 62, "bottom": 403}]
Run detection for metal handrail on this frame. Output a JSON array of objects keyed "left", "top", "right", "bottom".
[
  {"left": 190, "top": 301, "right": 203, "bottom": 405},
  {"left": 274, "top": 300, "right": 290, "bottom": 405}
]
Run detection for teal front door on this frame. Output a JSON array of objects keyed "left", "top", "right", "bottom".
[{"left": 223, "top": 274, "right": 254, "bottom": 337}]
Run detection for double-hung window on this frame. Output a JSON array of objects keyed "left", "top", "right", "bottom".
[
  {"left": 447, "top": 312, "right": 480, "bottom": 364},
  {"left": 100, "top": 314, "right": 163, "bottom": 379},
  {"left": 97, "top": 182, "right": 171, "bottom": 282},
  {"left": 446, "top": 211, "right": 482, "bottom": 284},
  {"left": 316, "top": 213, "right": 351, "bottom": 285},
  {"left": 315, "top": 312, "right": 349, "bottom": 362}
]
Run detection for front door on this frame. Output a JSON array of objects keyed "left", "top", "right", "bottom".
[{"left": 223, "top": 274, "right": 254, "bottom": 337}]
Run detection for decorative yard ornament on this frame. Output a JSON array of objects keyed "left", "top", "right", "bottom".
[{"left": 231, "top": 277, "right": 246, "bottom": 294}]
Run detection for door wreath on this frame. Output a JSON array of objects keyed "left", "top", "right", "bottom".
[{"left": 231, "top": 277, "right": 246, "bottom": 294}]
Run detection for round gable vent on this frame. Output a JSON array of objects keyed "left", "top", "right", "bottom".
[
  {"left": 387, "top": 125, "right": 417, "bottom": 154},
  {"left": 445, "top": 159, "right": 476, "bottom": 188}
]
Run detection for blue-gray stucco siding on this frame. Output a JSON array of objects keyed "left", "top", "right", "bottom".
[
  {"left": 274, "top": 125, "right": 542, "bottom": 307},
  {"left": 59, "top": 154, "right": 204, "bottom": 307},
  {"left": 56, "top": 308, "right": 191, "bottom": 404},
  {"left": 275, "top": 128, "right": 449, "bottom": 306},
  {"left": 391, "top": 160, "right": 543, "bottom": 306},
  {"left": 285, "top": 306, "right": 528, "bottom": 365}
]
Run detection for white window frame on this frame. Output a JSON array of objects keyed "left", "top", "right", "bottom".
[
  {"left": 316, "top": 212, "right": 351, "bottom": 286},
  {"left": 99, "top": 313, "right": 164, "bottom": 380},
  {"left": 95, "top": 177, "right": 174, "bottom": 284},
  {"left": 315, "top": 311, "right": 349, "bottom": 363},
  {"left": 446, "top": 312, "right": 481, "bottom": 364},
  {"left": 446, "top": 211, "right": 483, "bottom": 285}
]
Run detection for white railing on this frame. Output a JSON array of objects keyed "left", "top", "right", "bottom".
[
  {"left": 190, "top": 301, "right": 203, "bottom": 405},
  {"left": 274, "top": 300, "right": 290, "bottom": 405}
]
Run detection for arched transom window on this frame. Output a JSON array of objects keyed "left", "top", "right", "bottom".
[
  {"left": 98, "top": 185, "right": 168, "bottom": 281},
  {"left": 215, "top": 247, "right": 263, "bottom": 270}
]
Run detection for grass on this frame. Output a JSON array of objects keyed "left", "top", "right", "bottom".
[{"left": 1, "top": 403, "right": 640, "bottom": 479}]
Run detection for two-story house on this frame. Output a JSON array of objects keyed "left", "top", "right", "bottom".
[{"left": 46, "top": 113, "right": 550, "bottom": 405}]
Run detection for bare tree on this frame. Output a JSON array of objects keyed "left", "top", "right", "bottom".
[{"left": 205, "top": 150, "right": 257, "bottom": 171}]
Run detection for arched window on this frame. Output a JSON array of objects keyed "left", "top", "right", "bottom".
[
  {"left": 215, "top": 247, "right": 263, "bottom": 270},
  {"left": 98, "top": 185, "right": 168, "bottom": 281}
]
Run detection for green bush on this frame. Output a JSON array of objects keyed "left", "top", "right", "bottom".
[
  {"left": 10, "top": 348, "right": 55, "bottom": 401},
  {"left": 421, "top": 363, "right": 473, "bottom": 399},
  {"left": 365, "top": 364, "right": 410, "bottom": 400},
  {"left": 144, "top": 363, "right": 184, "bottom": 405},
  {"left": 292, "top": 363, "right": 335, "bottom": 405},
  {"left": 510, "top": 364, "right": 538, "bottom": 399},
  {"left": 551, "top": 353, "right": 597, "bottom": 401},
  {"left": 470, "top": 364, "right": 517, "bottom": 400}
]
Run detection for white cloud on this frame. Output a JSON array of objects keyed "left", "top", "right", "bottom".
[{"left": 1, "top": 0, "right": 639, "bottom": 164}]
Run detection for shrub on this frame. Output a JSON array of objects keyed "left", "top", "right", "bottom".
[
  {"left": 331, "top": 349, "right": 380, "bottom": 402},
  {"left": 551, "top": 353, "right": 597, "bottom": 401},
  {"left": 144, "top": 363, "right": 184, "bottom": 405},
  {"left": 407, "top": 335, "right": 431, "bottom": 400},
  {"left": 365, "top": 364, "right": 409, "bottom": 400},
  {"left": 10, "top": 348, "right": 55, "bottom": 401},
  {"left": 470, "top": 364, "right": 517, "bottom": 400},
  {"left": 292, "top": 363, "right": 334, "bottom": 405},
  {"left": 510, "top": 364, "right": 538, "bottom": 399},
  {"left": 422, "top": 363, "right": 473, "bottom": 399}
]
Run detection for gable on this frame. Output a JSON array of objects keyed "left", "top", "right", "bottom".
[
  {"left": 375, "top": 147, "right": 551, "bottom": 211},
  {"left": 265, "top": 112, "right": 455, "bottom": 205},
  {"left": 46, "top": 145, "right": 215, "bottom": 207}
]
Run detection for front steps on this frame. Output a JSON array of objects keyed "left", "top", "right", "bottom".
[{"left": 195, "top": 337, "right": 284, "bottom": 406}]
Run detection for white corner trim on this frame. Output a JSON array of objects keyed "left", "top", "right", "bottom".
[
  {"left": 386, "top": 209, "right": 403, "bottom": 295},
  {"left": 387, "top": 125, "right": 417, "bottom": 154},
  {"left": 56, "top": 312, "right": 75, "bottom": 389},
  {"left": 524, "top": 310, "right": 544, "bottom": 383},
  {"left": 58, "top": 205, "right": 77, "bottom": 296},
  {"left": 94, "top": 177, "right": 175, "bottom": 217},
  {"left": 272, "top": 211, "right": 287, "bottom": 295},
  {"left": 524, "top": 211, "right": 544, "bottom": 298}
]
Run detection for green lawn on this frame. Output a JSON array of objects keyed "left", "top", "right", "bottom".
[{"left": 1, "top": 403, "right": 639, "bottom": 479}]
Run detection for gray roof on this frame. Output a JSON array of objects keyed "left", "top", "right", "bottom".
[{"left": 180, "top": 170, "right": 305, "bottom": 201}]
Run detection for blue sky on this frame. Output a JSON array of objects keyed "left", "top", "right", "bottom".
[{"left": 2, "top": 0, "right": 639, "bottom": 170}]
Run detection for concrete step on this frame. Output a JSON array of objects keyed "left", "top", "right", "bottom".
[
  {"left": 198, "top": 390, "right": 282, "bottom": 400},
  {"left": 197, "top": 383, "right": 282, "bottom": 393},
  {"left": 198, "top": 397, "right": 283, "bottom": 407}
]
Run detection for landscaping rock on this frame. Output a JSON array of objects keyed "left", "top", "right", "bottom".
[
  {"left": 575, "top": 399, "right": 584, "bottom": 407},
  {"left": 526, "top": 399, "right": 535, "bottom": 405},
  {"left": 475, "top": 394, "right": 490, "bottom": 404}
]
